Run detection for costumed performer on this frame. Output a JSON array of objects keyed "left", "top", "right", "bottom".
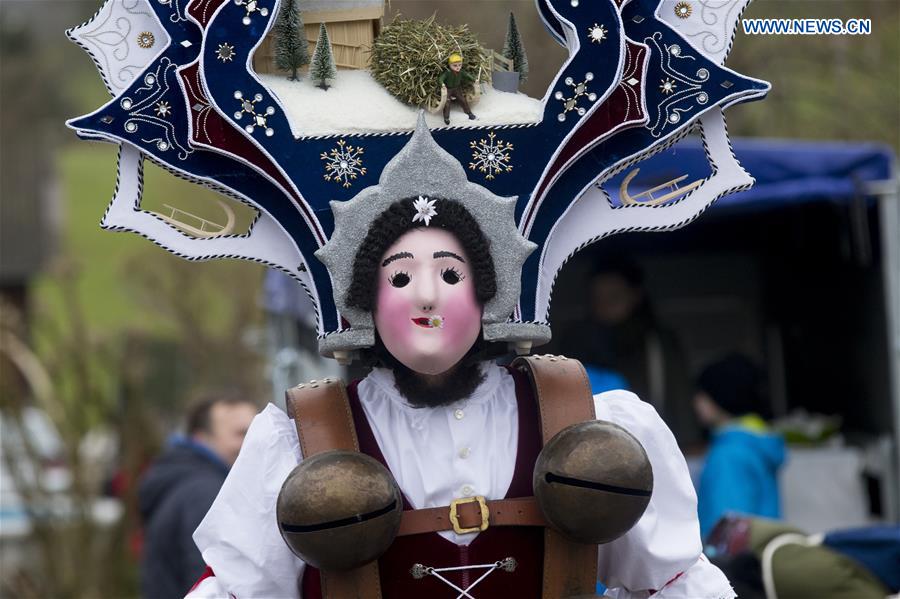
[
  {"left": 185, "top": 123, "right": 734, "bottom": 599},
  {"left": 64, "top": 0, "right": 772, "bottom": 595}
]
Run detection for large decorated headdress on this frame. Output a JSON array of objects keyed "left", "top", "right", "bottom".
[{"left": 67, "top": 0, "right": 769, "bottom": 359}]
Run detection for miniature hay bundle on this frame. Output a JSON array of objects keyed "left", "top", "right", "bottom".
[{"left": 370, "top": 16, "right": 491, "bottom": 108}]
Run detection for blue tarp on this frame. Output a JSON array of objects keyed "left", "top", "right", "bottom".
[{"left": 604, "top": 138, "right": 895, "bottom": 212}]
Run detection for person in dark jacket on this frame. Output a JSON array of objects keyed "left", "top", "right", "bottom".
[
  {"left": 555, "top": 259, "right": 699, "bottom": 446},
  {"left": 694, "top": 354, "right": 786, "bottom": 539},
  {"left": 138, "top": 392, "right": 258, "bottom": 599}
]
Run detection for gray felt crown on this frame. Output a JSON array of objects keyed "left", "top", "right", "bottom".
[{"left": 316, "top": 115, "right": 547, "bottom": 357}]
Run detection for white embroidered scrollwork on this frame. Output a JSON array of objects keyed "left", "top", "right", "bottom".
[{"left": 67, "top": 0, "right": 171, "bottom": 95}]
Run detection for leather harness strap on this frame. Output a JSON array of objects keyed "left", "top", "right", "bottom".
[
  {"left": 511, "top": 354, "right": 596, "bottom": 443},
  {"left": 319, "top": 564, "right": 382, "bottom": 599},
  {"left": 512, "top": 355, "right": 600, "bottom": 599},
  {"left": 397, "top": 496, "right": 546, "bottom": 536},
  {"left": 285, "top": 378, "right": 359, "bottom": 456},
  {"left": 286, "top": 356, "right": 599, "bottom": 599},
  {"left": 285, "top": 379, "right": 382, "bottom": 599}
]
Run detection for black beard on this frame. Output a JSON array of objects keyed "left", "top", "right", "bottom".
[{"left": 392, "top": 360, "right": 486, "bottom": 408}]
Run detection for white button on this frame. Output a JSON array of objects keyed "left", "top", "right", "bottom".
[
  {"left": 454, "top": 409, "right": 465, "bottom": 420},
  {"left": 458, "top": 447, "right": 471, "bottom": 459},
  {"left": 461, "top": 485, "right": 474, "bottom": 496}
]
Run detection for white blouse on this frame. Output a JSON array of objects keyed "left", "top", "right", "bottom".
[{"left": 190, "top": 363, "right": 734, "bottom": 599}]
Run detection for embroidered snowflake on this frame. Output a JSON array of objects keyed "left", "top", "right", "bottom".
[
  {"left": 235, "top": 0, "right": 268, "bottom": 26},
  {"left": 217, "top": 42, "right": 235, "bottom": 62},
  {"left": 137, "top": 31, "right": 155, "bottom": 49},
  {"left": 412, "top": 196, "right": 437, "bottom": 226},
  {"left": 660, "top": 78, "right": 677, "bottom": 95},
  {"left": 320, "top": 139, "right": 366, "bottom": 188},
  {"left": 554, "top": 73, "right": 598, "bottom": 122},
  {"left": 588, "top": 23, "right": 607, "bottom": 44},
  {"left": 469, "top": 132, "right": 514, "bottom": 180},
  {"left": 154, "top": 100, "right": 172, "bottom": 117},
  {"left": 233, "top": 90, "right": 275, "bottom": 136}
]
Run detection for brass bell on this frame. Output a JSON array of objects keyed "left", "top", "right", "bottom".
[
  {"left": 277, "top": 450, "right": 403, "bottom": 570},
  {"left": 533, "top": 420, "right": 653, "bottom": 545}
]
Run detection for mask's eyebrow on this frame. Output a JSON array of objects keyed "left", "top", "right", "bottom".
[
  {"left": 433, "top": 250, "right": 465, "bottom": 263},
  {"left": 382, "top": 251, "right": 413, "bottom": 267}
]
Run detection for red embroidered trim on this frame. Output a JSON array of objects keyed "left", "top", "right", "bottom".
[
  {"left": 188, "top": 566, "right": 215, "bottom": 593},
  {"left": 649, "top": 570, "right": 685, "bottom": 595}
]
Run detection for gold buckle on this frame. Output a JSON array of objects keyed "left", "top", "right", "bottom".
[{"left": 449, "top": 496, "right": 489, "bottom": 534}]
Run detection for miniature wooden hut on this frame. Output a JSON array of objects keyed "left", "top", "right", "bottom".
[{"left": 254, "top": 0, "right": 384, "bottom": 74}]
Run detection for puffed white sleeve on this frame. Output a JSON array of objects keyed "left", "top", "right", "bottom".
[
  {"left": 594, "top": 391, "right": 734, "bottom": 599},
  {"left": 190, "top": 403, "right": 305, "bottom": 599}
]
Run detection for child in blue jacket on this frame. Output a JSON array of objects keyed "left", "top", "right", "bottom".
[{"left": 694, "top": 354, "right": 786, "bottom": 539}]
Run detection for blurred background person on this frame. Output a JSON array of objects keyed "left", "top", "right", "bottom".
[
  {"left": 694, "top": 354, "right": 786, "bottom": 539},
  {"left": 582, "top": 363, "right": 630, "bottom": 395},
  {"left": 138, "top": 392, "right": 258, "bottom": 599},
  {"left": 556, "top": 259, "right": 698, "bottom": 445}
]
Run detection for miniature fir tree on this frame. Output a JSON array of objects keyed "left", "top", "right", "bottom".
[
  {"left": 502, "top": 11, "right": 528, "bottom": 83},
  {"left": 310, "top": 23, "right": 337, "bottom": 90},
  {"left": 274, "top": 0, "right": 309, "bottom": 81}
]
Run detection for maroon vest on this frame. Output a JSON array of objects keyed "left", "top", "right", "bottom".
[{"left": 301, "top": 367, "right": 545, "bottom": 598}]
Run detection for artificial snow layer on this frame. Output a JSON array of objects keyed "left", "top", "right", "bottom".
[{"left": 259, "top": 70, "right": 543, "bottom": 137}]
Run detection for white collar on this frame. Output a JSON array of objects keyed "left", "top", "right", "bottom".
[{"left": 363, "top": 360, "right": 504, "bottom": 411}]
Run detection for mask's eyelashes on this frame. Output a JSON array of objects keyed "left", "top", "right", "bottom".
[
  {"left": 440, "top": 266, "right": 465, "bottom": 285},
  {"left": 389, "top": 271, "right": 411, "bottom": 288}
]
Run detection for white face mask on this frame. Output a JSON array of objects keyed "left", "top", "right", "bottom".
[{"left": 374, "top": 228, "right": 482, "bottom": 375}]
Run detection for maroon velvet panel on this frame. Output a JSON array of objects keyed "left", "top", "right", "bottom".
[{"left": 187, "top": 0, "right": 228, "bottom": 28}]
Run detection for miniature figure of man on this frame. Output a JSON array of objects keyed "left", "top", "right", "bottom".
[{"left": 440, "top": 53, "right": 477, "bottom": 125}]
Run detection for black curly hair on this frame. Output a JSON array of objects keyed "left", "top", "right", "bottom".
[{"left": 346, "top": 196, "right": 497, "bottom": 312}]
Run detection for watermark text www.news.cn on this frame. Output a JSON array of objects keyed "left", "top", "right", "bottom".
[{"left": 742, "top": 18, "right": 872, "bottom": 35}]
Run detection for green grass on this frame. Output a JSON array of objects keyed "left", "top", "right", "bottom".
[{"left": 32, "top": 141, "right": 264, "bottom": 341}]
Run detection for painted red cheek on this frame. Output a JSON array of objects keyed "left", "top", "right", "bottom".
[
  {"left": 438, "top": 285, "right": 481, "bottom": 344},
  {"left": 376, "top": 284, "right": 414, "bottom": 342}
]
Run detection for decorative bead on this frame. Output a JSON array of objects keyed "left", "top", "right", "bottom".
[
  {"left": 137, "top": 31, "right": 155, "bottom": 49},
  {"left": 674, "top": 1, "right": 692, "bottom": 19}
]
